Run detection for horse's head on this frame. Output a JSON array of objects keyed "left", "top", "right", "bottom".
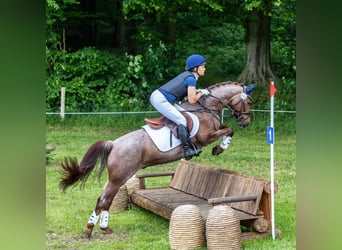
[
  {"left": 227, "top": 87, "right": 253, "bottom": 127},
  {"left": 199, "top": 82, "right": 256, "bottom": 128},
  {"left": 206, "top": 82, "right": 256, "bottom": 128}
]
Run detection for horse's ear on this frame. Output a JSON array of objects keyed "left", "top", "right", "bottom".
[{"left": 245, "top": 83, "right": 256, "bottom": 96}]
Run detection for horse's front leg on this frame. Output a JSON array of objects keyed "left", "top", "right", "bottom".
[
  {"left": 209, "top": 126, "right": 234, "bottom": 156},
  {"left": 212, "top": 135, "right": 233, "bottom": 156}
]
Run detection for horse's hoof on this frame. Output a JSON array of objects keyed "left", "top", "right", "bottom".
[
  {"left": 84, "top": 223, "right": 94, "bottom": 238},
  {"left": 212, "top": 145, "right": 224, "bottom": 156},
  {"left": 84, "top": 229, "right": 92, "bottom": 238},
  {"left": 100, "top": 227, "right": 113, "bottom": 234}
]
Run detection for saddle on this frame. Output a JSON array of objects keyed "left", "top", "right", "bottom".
[{"left": 145, "top": 112, "right": 194, "bottom": 139}]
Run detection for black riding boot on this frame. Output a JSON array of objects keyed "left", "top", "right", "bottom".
[{"left": 178, "top": 124, "right": 201, "bottom": 160}]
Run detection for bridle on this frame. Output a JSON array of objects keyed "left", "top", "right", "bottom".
[
  {"left": 225, "top": 91, "right": 252, "bottom": 117},
  {"left": 192, "top": 88, "right": 252, "bottom": 130},
  {"left": 199, "top": 87, "right": 252, "bottom": 115}
]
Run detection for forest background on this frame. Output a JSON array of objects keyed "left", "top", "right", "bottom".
[
  {"left": 5, "top": 1, "right": 342, "bottom": 249},
  {"left": 46, "top": 0, "right": 296, "bottom": 113}
]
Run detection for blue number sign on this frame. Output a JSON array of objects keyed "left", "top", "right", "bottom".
[{"left": 266, "top": 126, "right": 274, "bottom": 144}]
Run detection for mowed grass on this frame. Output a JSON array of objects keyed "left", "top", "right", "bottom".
[{"left": 46, "top": 114, "right": 296, "bottom": 249}]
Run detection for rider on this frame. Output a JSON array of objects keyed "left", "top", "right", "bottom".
[{"left": 149, "top": 54, "right": 210, "bottom": 160}]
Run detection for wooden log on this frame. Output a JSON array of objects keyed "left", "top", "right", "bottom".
[
  {"left": 252, "top": 218, "right": 270, "bottom": 233},
  {"left": 178, "top": 161, "right": 277, "bottom": 186},
  {"left": 135, "top": 172, "right": 175, "bottom": 179},
  {"left": 135, "top": 171, "right": 174, "bottom": 189},
  {"left": 131, "top": 188, "right": 262, "bottom": 222},
  {"left": 241, "top": 231, "right": 270, "bottom": 241},
  {"left": 263, "top": 181, "right": 279, "bottom": 194},
  {"left": 208, "top": 194, "right": 257, "bottom": 205},
  {"left": 259, "top": 191, "right": 272, "bottom": 223},
  {"left": 241, "top": 229, "right": 281, "bottom": 240},
  {"left": 241, "top": 218, "right": 269, "bottom": 233},
  {"left": 130, "top": 192, "right": 173, "bottom": 219},
  {"left": 130, "top": 162, "right": 280, "bottom": 242}
]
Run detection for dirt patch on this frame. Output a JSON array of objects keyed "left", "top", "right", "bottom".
[{"left": 46, "top": 230, "right": 128, "bottom": 248}]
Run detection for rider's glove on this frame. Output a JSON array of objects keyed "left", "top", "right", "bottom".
[{"left": 197, "top": 89, "right": 210, "bottom": 96}]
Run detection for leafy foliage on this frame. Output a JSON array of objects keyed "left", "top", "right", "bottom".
[
  {"left": 45, "top": 0, "right": 296, "bottom": 112},
  {"left": 46, "top": 44, "right": 170, "bottom": 111},
  {"left": 46, "top": 0, "right": 80, "bottom": 50}
]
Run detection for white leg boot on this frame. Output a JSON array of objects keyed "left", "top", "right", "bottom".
[
  {"left": 99, "top": 210, "right": 109, "bottom": 229},
  {"left": 220, "top": 135, "right": 232, "bottom": 150},
  {"left": 87, "top": 211, "right": 99, "bottom": 225}
]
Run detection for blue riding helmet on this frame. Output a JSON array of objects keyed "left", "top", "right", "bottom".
[{"left": 185, "top": 54, "right": 206, "bottom": 71}]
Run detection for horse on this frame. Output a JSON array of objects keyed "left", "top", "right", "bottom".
[{"left": 59, "top": 81, "right": 256, "bottom": 238}]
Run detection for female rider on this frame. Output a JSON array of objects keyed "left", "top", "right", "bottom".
[{"left": 149, "top": 54, "right": 209, "bottom": 160}]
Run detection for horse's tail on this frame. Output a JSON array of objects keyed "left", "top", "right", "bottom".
[{"left": 59, "top": 140, "right": 113, "bottom": 192}]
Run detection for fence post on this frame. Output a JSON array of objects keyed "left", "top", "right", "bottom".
[{"left": 60, "top": 87, "right": 65, "bottom": 120}]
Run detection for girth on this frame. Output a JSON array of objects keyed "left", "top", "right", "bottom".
[{"left": 144, "top": 112, "right": 194, "bottom": 139}]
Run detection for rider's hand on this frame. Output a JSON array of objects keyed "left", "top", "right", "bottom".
[{"left": 197, "top": 89, "right": 209, "bottom": 96}]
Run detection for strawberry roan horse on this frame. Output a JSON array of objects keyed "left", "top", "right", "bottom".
[{"left": 59, "top": 81, "right": 256, "bottom": 238}]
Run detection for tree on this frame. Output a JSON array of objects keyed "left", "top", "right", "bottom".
[
  {"left": 122, "top": 0, "right": 284, "bottom": 88},
  {"left": 122, "top": 0, "right": 223, "bottom": 56},
  {"left": 45, "top": 0, "right": 295, "bottom": 111},
  {"left": 237, "top": 0, "right": 280, "bottom": 88},
  {"left": 46, "top": 0, "right": 80, "bottom": 51}
]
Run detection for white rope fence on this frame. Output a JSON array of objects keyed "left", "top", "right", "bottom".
[
  {"left": 46, "top": 109, "right": 296, "bottom": 115},
  {"left": 47, "top": 87, "right": 296, "bottom": 118},
  {"left": 46, "top": 109, "right": 296, "bottom": 127},
  {"left": 46, "top": 111, "right": 159, "bottom": 115}
]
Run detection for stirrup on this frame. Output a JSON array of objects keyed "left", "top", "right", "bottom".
[
  {"left": 184, "top": 150, "right": 201, "bottom": 160},
  {"left": 184, "top": 144, "right": 202, "bottom": 160},
  {"left": 184, "top": 151, "right": 195, "bottom": 160},
  {"left": 190, "top": 142, "right": 202, "bottom": 156}
]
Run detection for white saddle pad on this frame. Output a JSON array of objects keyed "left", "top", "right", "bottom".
[{"left": 142, "top": 112, "right": 199, "bottom": 152}]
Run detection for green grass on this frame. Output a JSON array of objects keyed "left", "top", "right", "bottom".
[{"left": 46, "top": 114, "right": 296, "bottom": 249}]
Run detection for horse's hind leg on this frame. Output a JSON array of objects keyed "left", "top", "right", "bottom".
[
  {"left": 85, "top": 204, "right": 100, "bottom": 238},
  {"left": 84, "top": 181, "right": 121, "bottom": 238}
]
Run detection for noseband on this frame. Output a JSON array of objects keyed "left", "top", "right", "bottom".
[{"left": 225, "top": 92, "right": 252, "bottom": 118}]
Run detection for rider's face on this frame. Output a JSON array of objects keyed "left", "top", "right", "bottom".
[{"left": 197, "top": 65, "right": 206, "bottom": 76}]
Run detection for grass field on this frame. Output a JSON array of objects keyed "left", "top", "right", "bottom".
[{"left": 46, "top": 114, "right": 296, "bottom": 249}]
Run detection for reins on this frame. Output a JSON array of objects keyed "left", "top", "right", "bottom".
[
  {"left": 202, "top": 91, "right": 250, "bottom": 115},
  {"left": 206, "top": 93, "right": 235, "bottom": 114},
  {"left": 182, "top": 86, "right": 252, "bottom": 131},
  {"left": 181, "top": 103, "right": 222, "bottom": 130},
  {"left": 183, "top": 93, "right": 236, "bottom": 131},
  {"left": 197, "top": 98, "right": 222, "bottom": 130}
]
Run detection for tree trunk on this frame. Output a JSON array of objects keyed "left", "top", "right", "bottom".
[
  {"left": 113, "top": 0, "right": 124, "bottom": 49},
  {"left": 166, "top": 12, "right": 177, "bottom": 61},
  {"left": 238, "top": 7, "right": 278, "bottom": 89}
]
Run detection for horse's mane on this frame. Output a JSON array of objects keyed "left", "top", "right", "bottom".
[{"left": 208, "top": 81, "right": 244, "bottom": 90}]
